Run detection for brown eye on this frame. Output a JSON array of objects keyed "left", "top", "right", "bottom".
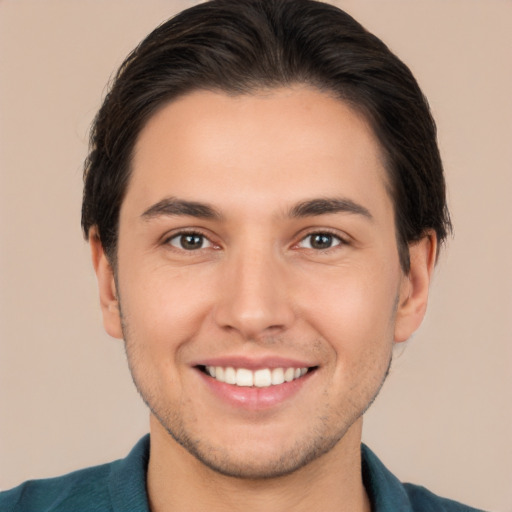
[
  {"left": 298, "top": 233, "right": 342, "bottom": 250},
  {"left": 168, "top": 233, "right": 212, "bottom": 250}
]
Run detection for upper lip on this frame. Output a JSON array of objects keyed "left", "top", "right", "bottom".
[{"left": 191, "top": 356, "right": 317, "bottom": 370}]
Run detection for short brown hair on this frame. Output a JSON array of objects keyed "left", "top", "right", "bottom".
[{"left": 81, "top": 0, "right": 451, "bottom": 271}]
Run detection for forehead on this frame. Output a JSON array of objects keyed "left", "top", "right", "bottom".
[{"left": 125, "top": 87, "right": 390, "bottom": 219}]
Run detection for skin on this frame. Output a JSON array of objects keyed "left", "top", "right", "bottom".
[{"left": 91, "top": 87, "right": 436, "bottom": 512}]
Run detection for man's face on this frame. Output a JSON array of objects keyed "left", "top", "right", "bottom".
[{"left": 94, "top": 87, "right": 429, "bottom": 478}]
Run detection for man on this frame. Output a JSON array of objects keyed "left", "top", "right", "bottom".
[{"left": 0, "top": 1, "right": 487, "bottom": 511}]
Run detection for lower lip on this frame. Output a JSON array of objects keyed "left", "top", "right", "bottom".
[{"left": 196, "top": 369, "right": 314, "bottom": 410}]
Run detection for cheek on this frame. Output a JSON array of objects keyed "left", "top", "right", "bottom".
[
  {"left": 296, "top": 263, "right": 400, "bottom": 354},
  {"left": 118, "top": 263, "right": 217, "bottom": 354}
]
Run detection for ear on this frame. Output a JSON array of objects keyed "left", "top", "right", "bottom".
[
  {"left": 89, "top": 228, "right": 123, "bottom": 339},
  {"left": 394, "top": 231, "right": 437, "bottom": 343}
]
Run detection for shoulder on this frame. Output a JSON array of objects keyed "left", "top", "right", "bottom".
[
  {"left": 0, "top": 462, "right": 114, "bottom": 512},
  {"left": 361, "top": 444, "right": 488, "bottom": 512},
  {"left": 0, "top": 435, "right": 150, "bottom": 512},
  {"left": 403, "top": 483, "right": 488, "bottom": 512}
]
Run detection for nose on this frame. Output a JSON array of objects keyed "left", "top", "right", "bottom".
[{"left": 213, "top": 244, "right": 295, "bottom": 340}]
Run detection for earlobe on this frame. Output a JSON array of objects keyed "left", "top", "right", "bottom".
[
  {"left": 394, "top": 231, "right": 437, "bottom": 343},
  {"left": 89, "top": 228, "right": 123, "bottom": 339}
]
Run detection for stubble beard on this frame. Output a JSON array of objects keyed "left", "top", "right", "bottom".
[
  {"left": 122, "top": 331, "right": 392, "bottom": 480},
  {"left": 117, "top": 281, "right": 394, "bottom": 480}
]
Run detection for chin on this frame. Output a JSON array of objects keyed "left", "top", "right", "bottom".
[
  {"left": 176, "top": 434, "right": 341, "bottom": 479},
  {"left": 151, "top": 406, "right": 357, "bottom": 480}
]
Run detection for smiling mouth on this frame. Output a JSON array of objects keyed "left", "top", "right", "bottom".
[{"left": 197, "top": 365, "right": 317, "bottom": 388}]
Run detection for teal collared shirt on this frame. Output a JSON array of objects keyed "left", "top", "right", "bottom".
[{"left": 0, "top": 435, "right": 487, "bottom": 511}]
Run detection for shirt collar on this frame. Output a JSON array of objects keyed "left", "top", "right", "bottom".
[
  {"left": 109, "top": 434, "right": 151, "bottom": 512},
  {"left": 108, "top": 436, "right": 413, "bottom": 512},
  {"left": 362, "top": 444, "right": 413, "bottom": 511}
]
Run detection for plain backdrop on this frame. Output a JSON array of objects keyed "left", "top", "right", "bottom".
[{"left": 0, "top": 1, "right": 511, "bottom": 511}]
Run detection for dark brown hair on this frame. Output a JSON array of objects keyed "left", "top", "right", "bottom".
[{"left": 81, "top": 0, "right": 451, "bottom": 271}]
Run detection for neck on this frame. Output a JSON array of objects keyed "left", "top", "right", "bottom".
[{"left": 147, "top": 416, "right": 371, "bottom": 512}]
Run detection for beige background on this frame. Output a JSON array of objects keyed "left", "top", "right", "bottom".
[{"left": 0, "top": 1, "right": 511, "bottom": 510}]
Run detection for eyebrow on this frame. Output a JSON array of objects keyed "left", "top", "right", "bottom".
[
  {"left": 141, "top": 197, "right": 222, "bottom": 220},
  {"left": 141, "top": 196, "right": 373, "bottom": 222},
  {"left": 288, "top": 197, "right": 373, "bottom": 221}
]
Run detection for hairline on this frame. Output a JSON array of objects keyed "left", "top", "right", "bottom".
[{"left": 101, "top": 83, "right": 411, "bottom": 273}]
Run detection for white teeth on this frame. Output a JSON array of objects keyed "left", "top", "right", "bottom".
[
  {"left": 271, "top": 368, "right": 285, "bottom": 385},
  {"left": 284, "top": 367, "right": 295, "bottom": 382},
  {"left": 204, "top": 365, "right": 309, "bottom": 387},
  {"left": 224, "top": 367, "right": 236, "bottom": 385},
  {"left": 254, "top": 369, "right": 271, "bottom": 387},
  {"left": 236, "top": 368, "right": 253, "bottom": 387}
]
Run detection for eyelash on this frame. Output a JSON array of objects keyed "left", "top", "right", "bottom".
[
  {"left": 163, "top": 229, "right": 348, "bottom": 253},
  {"left": 165, "top": 230, "right": 215, "bottom": 251},
  {"left": 296, "top": 230, "right": 347, "bottom": 251}
]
